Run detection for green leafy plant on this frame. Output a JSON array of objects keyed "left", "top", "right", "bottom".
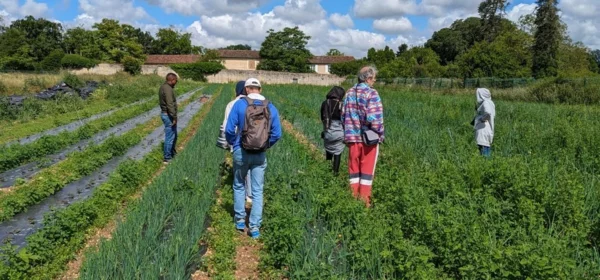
[{"left": 171, "top": 62, "right": 224, "bottom": 81}]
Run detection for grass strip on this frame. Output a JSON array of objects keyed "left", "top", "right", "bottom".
[
  {"left": 78, "top": 85, "right": 230, "bottom": 279},
  {"left": 0, "top": 85, "right": 221, "bottom": 280},
  {"left": 0, "top": 88, "right": 207, "bottom": 222},
  {"left": 0, "top": 85, "right": 200, "bottom": 173},
  {"left": 197, "top": 156, "right": 238, "bottom": 279}
]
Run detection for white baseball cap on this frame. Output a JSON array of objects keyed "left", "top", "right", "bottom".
[{"left": 245, "top": 78, "right": 262, "bottom": 88}]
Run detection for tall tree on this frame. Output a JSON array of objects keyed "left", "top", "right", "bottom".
[
  {"left": 9, "top": 16, "right": 63, "bottom": 62},
  {"left": 223, "top": 44, "right": 252, "bottom": 50},
  {"left": 257, "top": 27, "right": 313, "bottom": 73},
  {"left": 64, "top": 27, "right": 103, "bottom": 60},
  {"left": 478, "top": 0, "right": 509, "bottom": 41},
  {"left": 151, "top": 28, "right": 195, "bottom": 54},
  {"left": 122, "top": 24, "right": 154, "bottom": 54},
  {"left": 532, "top": 0, "right": 561, "bottom": 78},
  {"left": 396, "top": 44, "right": 408, "bottom": 57},
  {"left": 591, "top": 49, "right": 600, "bottom": 72},
  {"left": 367, "top": 46, "right": 395, "bottom": 67},
  {"left": 93, "top": 19, "right": 145, "bottom": 62},
  {"left": 326, "top": 49, "right": 344, "bottom": 56}
]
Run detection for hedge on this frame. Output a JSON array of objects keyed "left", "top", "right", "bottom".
[
  {"left": 170, "top": 62, "right": 224, "bottom": 81},
  {"left": 61, "top": 54, "right": 97, "bottom": 69}
]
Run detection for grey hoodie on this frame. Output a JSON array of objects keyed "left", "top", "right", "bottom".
[{"left": 474, "top": 88, "right": 495, "bottom": 147}]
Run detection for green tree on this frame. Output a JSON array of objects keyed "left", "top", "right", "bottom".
[
  {"left": 40, "top": 49, "right": 65, "bottom": 71},
  {"left": 64, "top": 27, "right": 103, "bottom": 60},
  {"left": 93, "top": 19, "right": 145, "bottom": 62},
  {"left": 367, "top": 46, "right": 395, "bottom": 67},
  {"left": 591, "top": 49, "right": 600, "bottom": 72},
  {"left": 198, "top": 49, "right": 222, "bottom": 62},
  {"left": 330, "top": 59, "right": 368, "bottom": 76},
  {"left": 326, "top": 49, "right": 344, "bottom": 56},
  {"left": 0, "top": 28, "right": 30, "bottom": 59},
  {"left": 478, "top": 0, "right": 509, "bottom": 41},
  {"left": 257, "top": 27, "right": 313, "bottom": 73},
  {"left": 396, "top": 44, "right": 408, "bottom": 57},
  {"left": 557, "top": 42, "right": 597, "bottom": 77},
  {"left": 532, "top": 0, "right": 561, "bottom": 78},
  {"left": 151, "top": 28, "right": 195, "bottom": 54},
  {"left": 123, "top": 25, "right": 154, "bottom": 54},
  {"left": 381, "top": 47, "right": 444, "bottom": 78},
  {"left": 425, "top": 17, "right": 483, "bottom": 65},
  {"left": 8, "top": 16, "right": 63, "bottom": 62},
  {"left": 223, "top": 44, "right": 252, "bottom": 50},
  {"left": 456, "top": 30, "right": 532, "bottom": 78}
]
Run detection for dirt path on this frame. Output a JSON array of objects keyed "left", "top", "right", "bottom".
[
  {"left": 280, "top": 118, "right": 321, "bottom": 158},
  {"left": 233, "top": 234, "right": 262, "bottom": 280}
]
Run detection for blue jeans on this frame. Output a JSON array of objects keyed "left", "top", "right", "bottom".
[
  {"left": 233, "top": 148, "right": 266, "bottom": 230},
  {"left": 479, "top": 145, "right": 491, "bottom": 157},
  {"left": 161, "top": 113, "right": 177, "bottom": 160}
]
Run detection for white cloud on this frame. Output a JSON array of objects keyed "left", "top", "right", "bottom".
[
  {"left": 561, "top": 0, "right": 597, "bottom": 19},
  {"left": 0, "top": 0, "right": 48, "bottom": 19},
  {"left": 373, "top": 17, "right": 413, "bottom": 34},
  {"left": 78, "top": 0, "right": 152, "bottom": 22},
  {"left": 353, "top": 0, "right": 418, "bottom": 18},
  {"left": 329, "top": 13, "right": 354, "bottom": 29},
  {"left": 273, "top": 0, "right": 326, "bottom": 24},
  {"left": 506, "top": 3, "right": 536, "bottom": 23},
  {"left": 144, "top": 0, "right": 269, "bottom": 16}
]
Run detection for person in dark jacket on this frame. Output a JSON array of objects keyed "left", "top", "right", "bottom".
[
  {"left": 159, "top": 73, "right": 178, "bottom": 163},
  {"left": 321, "top": 86, "right": 346, "bottom": 175}
]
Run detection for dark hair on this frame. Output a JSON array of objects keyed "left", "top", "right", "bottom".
[
  {"left": 166, "top": 73, "right": 178, "bottom": 80},
  {"left": 326, "top": 86, "right": 345, "bottom": 100}
]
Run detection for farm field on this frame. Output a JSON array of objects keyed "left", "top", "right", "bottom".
[{"left": 1, "top": 81, "right": 600, "bottom": 279}]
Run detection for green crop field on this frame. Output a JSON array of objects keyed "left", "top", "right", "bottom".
[{"left": 1, "top": 81, "right": 599, "bottom": 279}]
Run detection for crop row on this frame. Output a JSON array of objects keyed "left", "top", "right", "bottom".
[
  {"left": 78, "top": 86, "right": 231, "bottom": 279},
  {"left": 0, "top": 84, "right": 200, "bottom": 173},
  {"left": 260, "top": 85, "right": 600, "bottom": 278},
  {"left": 0, "top": 86, "right": 209, "bottom": 222},
  {"left": 0, "top": 85, "right": 224, "bottom": 280},
  {"left": 0, "top": 76, "right": 199, "bottom": 145}
]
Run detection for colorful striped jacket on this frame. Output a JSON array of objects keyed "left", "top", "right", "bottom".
[{"left": 341, "top": 83, "right": 384, "bottom": 143}]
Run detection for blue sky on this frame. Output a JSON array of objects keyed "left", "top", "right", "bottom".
[{"left": 1, "top": 0, "right": 597, "bottom": 57}]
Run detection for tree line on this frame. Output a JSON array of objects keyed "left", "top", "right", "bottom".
[
  {"left": 0, "top": 16, "right": 203, "bottom": 73},
  {"left": 332, "top": 0, "right": 600, "bottom": 79}
]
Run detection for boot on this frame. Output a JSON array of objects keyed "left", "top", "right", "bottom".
[
  {"left": 332, "top": 154, "right": 341, "bottom": 176},
  {"left": 326, "top": 152, "right": 333, "bottom": 161}
]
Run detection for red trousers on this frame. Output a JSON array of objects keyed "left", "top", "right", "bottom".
[{"left": 347, "top": 143, "right": 379, "bottom": 206}]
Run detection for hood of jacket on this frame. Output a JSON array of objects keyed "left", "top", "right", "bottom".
[
  {"left": 326, "top": 86, "right": 345, "bottom": 100},
  {"left": 476, "top": 88, "right": 492, "bottom": 105}
]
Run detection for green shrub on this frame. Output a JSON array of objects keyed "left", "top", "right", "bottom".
[
  {"left": 40, "top": 49, "right": 65, "bottom": 71},
  {"left": 63, "top": 73, "right": 85, "bottom": 89},
  {"left": 529, "top": 76, "right": 600, "bottom": 104},
  {"left": 61, "top": 54, "right": 97, "bottom": 69},
  {"left": 121, "top": 55, "right": 142, "bottom": 75},
  {"left": 0, "top": 81, "right": 6, "bottom": 94},
  {"left": 170, "top": 62, "right": 224, "bottom": 81},
  {"left": 0, "top": 57, "right": 38, "bottom": 71}
]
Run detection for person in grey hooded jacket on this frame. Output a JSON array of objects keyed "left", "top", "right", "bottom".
[{"left": 473, "top": 88, "right": 495, "bottom": 157}]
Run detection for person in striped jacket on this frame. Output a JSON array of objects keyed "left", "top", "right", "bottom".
[{"left": 341, "top": 66, "right": 384, "bottom": 207}]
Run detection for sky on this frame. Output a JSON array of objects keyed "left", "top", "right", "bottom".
[{"left": 0, "top": 0, "right": 598, "bottom": 58}]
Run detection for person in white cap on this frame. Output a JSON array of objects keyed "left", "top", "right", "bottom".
[
  {"left": 225, "top": 78, "right": 282, "bottom": 239},
  {"left": 473, "top": 88, "right": 495, "bottom": 157}
]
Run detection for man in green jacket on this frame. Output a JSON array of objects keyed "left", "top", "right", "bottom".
[{"left": 159, "top": 73, "right": 178, "bottom": 163}]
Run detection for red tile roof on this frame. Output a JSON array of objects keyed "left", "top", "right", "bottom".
[
  {"left": 309, "top": 56, "right": 355, "bottom": 64},
  {"left": 217, "top": 50, "right": 260, "bottom": 59}
]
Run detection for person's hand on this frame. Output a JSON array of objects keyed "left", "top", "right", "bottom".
[{"left": 171, "top": 119, "right": 177, "bottom": 126}]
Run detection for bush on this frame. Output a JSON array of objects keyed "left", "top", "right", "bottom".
[
  {"left": 170, "top": 62, "right": 224, "bottom": 81},
  {"left": 61, "top": 54, "right": 97, "bottom": 69},
  {"left": 0, "top": 57, "right": 38, "bottom": 71},
  {"left": 331, "top": 59, "right": 367, "bottom": 77},
  {"left": 121, "top": 56, "right": 143, "bottom": 75},
  {"left": 529, "top": 76, "right": 600, "bottom": 104},
  {"left": 40, "top": 50, "right": 65, "bottom": 71},
  {"left": 63, "top": 73, "right": 85, "bottom": 89}
]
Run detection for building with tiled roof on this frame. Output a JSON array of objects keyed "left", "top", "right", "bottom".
[{"left": 144, "top": 50, "right": 355, "bottom": 75}]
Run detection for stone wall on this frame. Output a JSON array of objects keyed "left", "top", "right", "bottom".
[
  {"left": 206, "top": 69, "right": 345, "bottom": 86},
  {"left": 69, "top": 63, "right": 176, "bottom": 78},
  {"left": 71, "top": 64, "right": 345, "bottom": 86}
]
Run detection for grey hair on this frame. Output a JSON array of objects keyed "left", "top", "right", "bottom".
[{"left": 358, "top": 65, "right": 377, "bottom": 82}]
